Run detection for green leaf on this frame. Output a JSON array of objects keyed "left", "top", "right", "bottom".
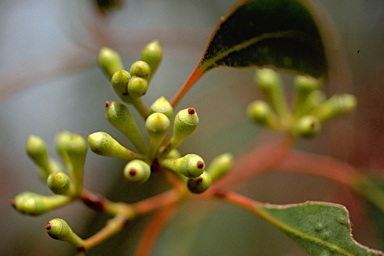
[
  {"left": 171, "top": 0, "right": 327, "bottom": 107},
  {"left": 200, "top": 0, "right": 326, "bottom": 76},
  {"left": 258, "top": 201, "right": 382, "bottom": 256}
]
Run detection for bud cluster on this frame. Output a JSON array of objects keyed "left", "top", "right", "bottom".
[
  {"left": 11, "top": 40, "right": 235, "bottom": 253},
  {"left": 12, "top": 131, "right": 88, "bottom": 217},
  {"left": 91, "top": 42, "right": 234, "bottom": 193},
  {"left": 248, "top": 68, "right": 357, "bottom": 139}
]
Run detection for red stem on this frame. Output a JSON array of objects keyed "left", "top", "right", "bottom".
[
  {"left": 171, "top": 66, "right": 203, "bottom": 108},
  {"left": 135, "top": 204, "right": 178, "bottom": 256}
]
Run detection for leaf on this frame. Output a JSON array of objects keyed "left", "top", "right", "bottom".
[
  {"left": 200, "top": 0, "right": 326, "bottom": 76},
  {"left": 172, "top": 0, "right": 327, "bottom": 107},
  {"left": 258, "top": 201, "right": 383, "bottom": 256}
]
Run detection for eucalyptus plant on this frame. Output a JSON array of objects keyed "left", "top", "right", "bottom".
[{"left": 10, "top": 0, "right": 384, "bottom": 255}]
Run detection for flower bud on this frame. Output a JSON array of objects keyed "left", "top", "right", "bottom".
[
  {"left": 127, "top": 76, "right": 148, "bottom": 100},
  {"left": 293, "top": 75, "right": 322, "bottom": 115},
  {"left": 56, "top": 130, "right": 72, "bottom": 164},
  {"left": 247, "top": 100, "right": 279, "bottom": 129},
  {"left": 294, "top": 115, "right": 320, "bottom": 138},
  {"left": 254, "top": 68, "right": 287, "bottom": 118},
  {"left": 310, "top": 94, "right": 357, "bottom": 122},
  {"left": 45, "top": 218, "right": 84, "bottom": 247},
  {"left": 12, "top": 192, "right": 70, "bottom": 216},
  {"left": 207, "top": 153, "right": 233, "bottom": 182},
  {"left": 294, "top": 90, "right": 326, "bottom": 117},
  {"left": 66, "top": 134, "right": 87, "bottom": 196},
  {"left": 26, "top": 135, "right": 53, "bottom": 179},
  {"left": 146, "top": 113, "right": 170, "bottom": 161},
  {"left": 47, "top": 172, "right": 72, "bottom": 195},
  {"left": 98, "top": 47, "right": 123, "bottom": 79},
  {"left": 149, "top": 97, "right": 173, "bottom": 120},
  {"left": 187, "top": 171, "right": 212, "bottom": 194},
  {"left": 124, "top": 160, "right": 151, "bottom": 183},
  {"left": 130, "top": 60, "right": 151, "bottom": 80},
  {"left": 163, "top": 149, "right": 181, "bottom": 159},
  {"left": 160, "top": 154, "right": 205, "bottom": 178},
  {"left": 106, "top": 101, "right": 147, "bottom": 154},
  {"left": 141, "top": 40, "right": 162, "bottom": 81},
  {"left": 88, "top": 132, "right": 143, "bottom": 160},
  {"left": 111, "top": 70, "right": 132, "bottom": 102},
  {"left": 162, "top": 108, "right": 198, "bottom": 154}
]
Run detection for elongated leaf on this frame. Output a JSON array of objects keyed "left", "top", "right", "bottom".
[
  {"left": 258, "top": 201, "right": 382, "bottom": 256},
  {"left": 200, "top": 0, "right": 326, "bottom": 76},
  {"left": 172, "top": 0, "right": 327, "bottom": 107}
]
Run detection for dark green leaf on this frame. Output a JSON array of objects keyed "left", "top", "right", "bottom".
[
  {"left": 199, "top": 0, "right": 326, "bottom": 76},
  {"left": 171, "top": 0, "right": 328, "bottom": 107},
  {"left": 258, "top": 201, "right": 382, "bottom": 256}
]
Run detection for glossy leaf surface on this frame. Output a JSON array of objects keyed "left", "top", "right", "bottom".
[
  {"left": 200, "top": 0, "right": 326, "bottom": 76},
  {"left": 172, "top": 0, "right": 327, "bottom": 107}
]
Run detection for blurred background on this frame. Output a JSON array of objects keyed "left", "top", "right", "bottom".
[{"left": 1, "top": 0, "right": 384, "bottom": 255}]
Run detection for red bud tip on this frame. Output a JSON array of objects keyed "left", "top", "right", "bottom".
[
  {"left": 45, "top": 223, "right": 52, "bottom": 230},
  {"left": 106, "top": 101, "right": 112, "bottom": 108},
  {"left": 197, "top": 161, "right": 204, "bottom": 169},
  {"left": 188, "top": 108, "right": 196, "bottom": 115},
  {"left": 129, "top": 169, "right": 137, "bottom": 176},
  {"left": 10, "top": 199, "right": 16, "bottom": 208}
]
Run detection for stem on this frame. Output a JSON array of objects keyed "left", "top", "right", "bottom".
[
  {"left": 276, "top": 149, "right": 359, "bottom": 187},
  {"left": 132, "top": 189, "right": 183, "bottom": 215},
  {"left": 209, "top": 190, "right": 278, "bottom": 226},
  {"left": 135, "top": 204, "right": 178, "bottom": 256},
  {"left": 171, "top": 66, "right": 203, "bottom": 108},
  {"left": 212, "top": 140, "right": 291, "bottom": 188},
  {"left": 132, "top": 98, "right": 150, "bottom": 119},
  {"left": 83, "top": 214, "right": 129, "bottom": 250}
]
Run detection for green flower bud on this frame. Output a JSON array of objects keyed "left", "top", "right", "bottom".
[
  {"left": 45, "top": 218, "right": 84, "bottom": 248},
  {"left": 247, "top": 100, "right": 279, "bottom": 129},
  {"left": 161, "top": 108, "right": 199, "bottom": 154},
  {"left": 294, "top": 90, "right": 326, "bottom": 117},
  {"left": 56, "top": 130, "right": 72, "bottom": 164},
  {"left": 149, "top": 96, "right": 174, "bottom": 120},
  {"left": 66, "top": 134, "right": 87, "bottom": 196},
  {"left": 12, "top": 192, "right": 70, "bottom": 216},
  {"left": 127, "top": 76, "right": 148, "bottom": 100},
  {"left": 310, "top": 94, "right": 357, "bottom": 122},
  {"left": 26, "top": 135, "right": 54, "bottom": 179},
  {"left": 47, "top": 172, "right": 72, "bottom": 195},
  {"left": 293, "top": 75, "right": 322, "bottom": 115},
  {"left": 88, "top": 132, "right": 143, "bottom": 160},
  {"left": 160, "top": 154, "right": 205, "bottom": 178},
  {"left": 141, "top": 40, "right": 162, "bottom": 81},
  {"left": 146, "top": 113, "right": 170, "bottom": 161},
  {"left": 294, "top": 115, "right": 320, "bottom": 138},
  {"left": 130, "top": 60, "right": 151, "bottom": 80},
  {"left": 207, "top": 153, "right": 234, "bottom": 182},
  {"left": 111, "top": 70, "right": 132, "bottom": 102},
  {"left": 254, "top": 68, "right": 287, "bottom": 118},
  {"left": 106, "top": 101, "right": 148, "bottom": 154},
  {"left": 163, "top": 149, "right": 181, "bottom": 159},
  {"left": 124, "top": 160, "right": 151, "bottom": 183},
  {"left": 98, "top": 47, "right": 123, "bottom": 79},
  {"left": 187, "top": 171, "right": 212, "bottom": 194}
]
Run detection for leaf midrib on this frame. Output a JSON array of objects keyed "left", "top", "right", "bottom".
[{"left": 200, "top": 30, "right": 310, "bottom": 72}]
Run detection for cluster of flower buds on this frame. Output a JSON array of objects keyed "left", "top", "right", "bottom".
[
  {"left": 92, "top": 42, "right": 234, "bottom": 193},
  {"left": 247, "top": 68, "right": 357, "bottom": 139},
  {"left": 12, "top": 40, "right": 235, "bottom": 252},
  {"left": 11, "top": 132, "right": 88, "bottom": 217}
]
